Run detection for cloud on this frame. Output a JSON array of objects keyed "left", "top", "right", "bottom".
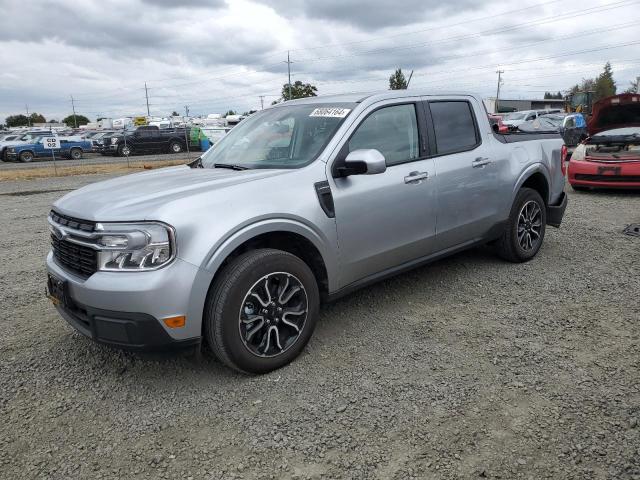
[
  {"left": 255, "top": 0, "right": 480, "bottom": 30},
  {"left": 0, "top": 0, "right": 638, "bottom": 121}
]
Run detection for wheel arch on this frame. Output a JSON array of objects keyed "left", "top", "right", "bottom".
[
  {"left": 190, "top": 222, "right": 334, "bottom": 338},
  {"left": 513, "top": 164, "right": 551, "bottom": 205}
]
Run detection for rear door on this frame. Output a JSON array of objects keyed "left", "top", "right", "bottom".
[
  {"left": 423, "top": 97, "right": 506, "bottom": 249},
  {"left": 329, "top": 100, "right": 438, "bottom": 288}
]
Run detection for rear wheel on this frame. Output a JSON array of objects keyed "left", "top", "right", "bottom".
[
  {"left": 495, "top": 187, "right": 546, "bottom": 262},
  {"left": 169, "top": 141, "right": 183, "bottom": 154},
  {"left": 70, "top": 148, "right": 82, "bottom": 160},
  {"left": 19, "top": 151, "right": 34, "bottom": 163},
  {"left": 204, "top": 249, "right": 319, "bottom": 374}
]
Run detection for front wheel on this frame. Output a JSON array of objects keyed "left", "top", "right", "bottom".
[
  {"left": 204, "top": 249, "right": 319, "bottom": 374},
  {"left": 19, "top": 151, "right": 34, "bottom": 163},
  {"left": 118, "top": 144, "right": 131, "bottom": 157},
  {"left": 495, "top": 187, "right": 546, "bottom": 263}
]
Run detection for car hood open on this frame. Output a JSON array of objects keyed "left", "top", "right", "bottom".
[{"left": 588, "top": 93, "right": 640, "bottom": 135}]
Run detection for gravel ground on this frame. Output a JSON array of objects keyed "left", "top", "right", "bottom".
[
  {"left": 1, "top": 172, "right": 639, "bottom": 480},
  {"left": 0, "top": 152, "right": 195, "bottom": 170}
]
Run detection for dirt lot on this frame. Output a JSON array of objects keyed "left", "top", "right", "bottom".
[{"left": 0, "top": 171, "right": 639, "bottom": 480}]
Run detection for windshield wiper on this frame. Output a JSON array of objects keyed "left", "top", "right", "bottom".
[{"left": 213, "top": 163, "right": 249, "bottom": 171}]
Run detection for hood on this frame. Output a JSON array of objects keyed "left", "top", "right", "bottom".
[
  {"left": 0, "top": 139, "right": 28, "bottom": 148},
  {"left": 588, "top": 93, "right": 640, "bottom": 135},
  {"left": 53, "top": 165, "right": 291, "bottom": 221}
]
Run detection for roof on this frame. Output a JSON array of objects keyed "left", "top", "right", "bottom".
[{"left": 277, "top": 89, "right": 481, "bottom": 107}]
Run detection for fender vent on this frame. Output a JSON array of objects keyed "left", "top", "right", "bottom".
[
  {"left": 623, "top": 224, "right": 640, "bottom": 238},
  {"left": 314, "top": 181, "right": 335, "bottom": 218}
]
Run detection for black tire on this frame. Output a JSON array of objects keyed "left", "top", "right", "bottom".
[
  {"left": 19, "top": 151, "right": 34, "bottom": 163},
  {"left": 571, "top": 185, "right": 589, "bottom": 192},
  {"left": 495, "top": 187, "right": 546, "bottom": 263},
  {"left": 70, "top": 148, "right": 82, "bottom": 160},
  {"left": 204, "top": 248, "right": 319, "bottom": 374},
  {"left": 117, "top": 144, "right": 131, "bottom": 157},
  {"left": 168, "top": 141, "right": 183, "bottom": 154}
]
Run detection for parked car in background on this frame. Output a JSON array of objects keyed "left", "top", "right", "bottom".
[
  {"left": 101, "top": 125, "right": 197, "bottom": 156},
  {"left": 568, "top": 93, "right": 640, "bottom": 190},
  {"left": 0, "top": 131, "right": 52, "bottom": 161},
  {"left": 502, "top": 109, "right": 562, "bottom": 130},
  {"left": 488, "top": 114, "right": 509, "bottom": 134},
  {"left": 517, "top": 113, "right": 588, "bottom": 147},
  {"left": 46, "top": 91, "right": 567, "bottom": 373},
  {"left": 89, "top": 131, "right": 116, "bottom": 152},
  {"left": 6, "top": 137, "right": 92, "bottom": 162}
]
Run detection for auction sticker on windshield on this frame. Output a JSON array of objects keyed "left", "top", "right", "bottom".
[{"left": 309, "top": 108, "right": 351, "bottom": 118}]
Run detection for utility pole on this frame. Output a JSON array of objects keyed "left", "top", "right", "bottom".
[
  {"left": 184, "top": 105, "right": 189, "bottom": 119},
  {"left": 285, "top": 51, "right": 293, "bottom": 101},
  {"left": 259, "top": 95, "right": 265, "bottom": 110},
  {"left": 70, "top": 95, "right": 78, "bottom": 128},
  {"left": 406, "top": 70, "right": 414, "bottom": 89},
  {"left": 495, "top": 70, "right": 504, "bottom": 113},
  {"left": 144, "top": 82, "right": 150, "bottom": 117},
  {"left": 25, "top": 105, "right": 31, "bottom": 127}
]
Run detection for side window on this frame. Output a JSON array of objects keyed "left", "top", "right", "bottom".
[
  {"left": 429, "top": 101, "right": 479, "bottom": 155},
  {"left": 349, "top": 104, "right": 419, "bottom": 166}
]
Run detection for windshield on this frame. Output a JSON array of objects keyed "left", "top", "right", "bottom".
[{"left": 200, "top": 103, "right": 355, "bottom": 169}]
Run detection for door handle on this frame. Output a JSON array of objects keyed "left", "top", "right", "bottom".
[
  {"left": 472, "top": 157, "right": 492, "bottom": 168},
  {"left": 404, "top": 171, "right": 429, "bottom": 184}
]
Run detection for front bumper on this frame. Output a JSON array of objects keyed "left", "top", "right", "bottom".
[
  {"left": 568, "top": 159, "right": 640, "bottom": 188},
  {"left": 46, "top": 252, "right": 206, "bottom": 351}
]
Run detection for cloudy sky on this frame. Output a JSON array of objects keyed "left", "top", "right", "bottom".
[{"left": 1, "top": 0, "right": 639, "bottom": 122}]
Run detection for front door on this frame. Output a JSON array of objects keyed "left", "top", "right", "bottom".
[{"left": 328, "top": 101, "right": 437, "bottom": 288}]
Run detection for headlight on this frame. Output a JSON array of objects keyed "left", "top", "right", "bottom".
[
  {"left": 111, "top": 137, "right": 119, "bottom": 144},
  {"left": 95, "top": 222, "right": 176, "bottom": 271},
  {"left": 8, "top": 148, "right": 15, "bottom": 152},
  {"left": 571, "top": 144, "right": 586, "bottom": 161}
]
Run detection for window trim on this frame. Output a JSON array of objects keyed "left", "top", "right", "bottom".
[
  {"left": 332, "top": 101, "right": 428, "bottom": 176},
  {"left": 423, "top": 99, "right": 482, "bottom": 157}
]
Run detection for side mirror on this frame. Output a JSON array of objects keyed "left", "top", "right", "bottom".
[{"left": 338, "top": 149, "right": 387, "bottom": 176}]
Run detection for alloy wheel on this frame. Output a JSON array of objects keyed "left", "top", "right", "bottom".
[
  {"left": 517, "top": 200, "right": 542, "bottom": 251},
  {"left": 238, "top": 272, "right": 308, "bottom": 358}
]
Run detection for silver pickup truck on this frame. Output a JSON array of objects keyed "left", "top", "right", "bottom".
[{"left": 46, "top": 91, "right": 567, "bottom": 373}]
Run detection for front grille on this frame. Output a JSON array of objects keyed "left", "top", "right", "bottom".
[
  {"left": 51, "top": 234, "right": 98, "bottom": 278},
  {"left": 49, "top": 210, "right": 96, "bottom": 232},
  {"left": 575, "top": 174, "right": 640, "bottom": 183}
]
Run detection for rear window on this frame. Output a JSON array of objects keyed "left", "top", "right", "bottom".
[{"left": 429, "top": 101, "right": 479, "bottom": 155}]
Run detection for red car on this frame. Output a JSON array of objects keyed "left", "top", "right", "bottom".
[
  {"left": 488, "top": 114, "right": 509, "bottom": 134},
  {"left": 568, "top": 93, "right": 640, "bottom": 190}
]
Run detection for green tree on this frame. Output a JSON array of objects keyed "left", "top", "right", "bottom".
[
  {"left": 5, "top": 114, "right": 30, "bottom": 127},
  {"left": 171, "top": 111, "right": 179, "bottom": 116},
  {"left": 62, "top": 114, "right": 90, "bottom": 127},
  {"left": 225, "top": 110, "right": 237, "bottom": 117},
  {"left": 594, "top": 62, "right": 616, "bottom": 101},
  {"left": 282, "top": 80, "right": 318, "bottom": 101},
  {"left": 389, "top": 68, "right": 408, "bottom": 90},
  {"left": 29, "top": 113, "right": 46, "bottom": 124},
  {"left": 544, "top": 91, "right": 563, "bottom": 99},
  {"left": 623, "top": 77, "right": 639, "bottom": 94}
]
